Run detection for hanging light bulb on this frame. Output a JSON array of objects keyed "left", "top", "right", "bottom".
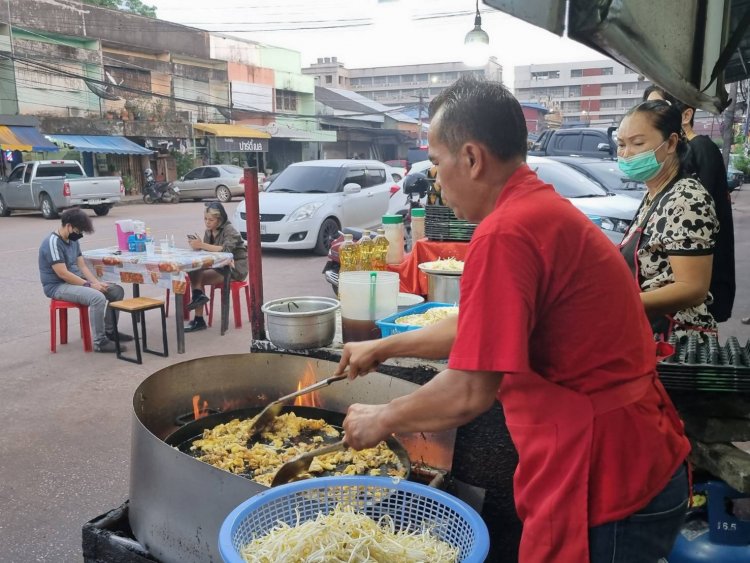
[{"left": 463, "top": 0, "right": 490, "bottom": 67}]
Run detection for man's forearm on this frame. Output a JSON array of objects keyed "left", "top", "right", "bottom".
[{"left": 379, "top": 314, "right": 457, "bottom": 360}]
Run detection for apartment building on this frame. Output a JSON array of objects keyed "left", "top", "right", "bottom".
[
  {"left": 514, "top": 60, "right": 651, "bottom": 127},
  {"left": 303, "top": 58, "right": 503, "bottom": 107}
]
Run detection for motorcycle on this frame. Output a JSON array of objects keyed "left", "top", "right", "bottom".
[
  {"left": 142, "top": 169, "right": 180, "bottom": 204},
  {"left": 321, "top": 173, "right": 431, "bottom": 296}
]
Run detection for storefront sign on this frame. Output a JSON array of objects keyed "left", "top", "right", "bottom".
[{"left": 215, "top": 137, "right": 268, "bottom": 153}]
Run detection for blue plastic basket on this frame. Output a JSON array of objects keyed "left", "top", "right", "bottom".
[
  {"left": 376, "top": 301, "right": 456, "bottom": 337},
  {"left": 219, "top": 475, "right": 489, "bottom": 563}
]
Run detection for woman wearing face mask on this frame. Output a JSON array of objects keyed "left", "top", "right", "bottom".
[{"left": 617, "top": 100, "right": 719, "bottom": 340}]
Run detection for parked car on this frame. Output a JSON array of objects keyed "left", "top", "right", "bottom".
[
  {"left": 528, "top": 156, "right": 638, "bottom": 244},
  {"left": 529, "top": 127, "right": 618, "bottom": 159},
  {"left": 233, "top": 159, "right": 399, "bottom": 255},
  {"left": 0, "top": 160, "right": 123, "bottom": 219},
  {"left": 548, "top": 156, "right": 647, "bottom": 199},
  {"left": 727, "top": 155, "right": 744, "bottom": 191},
  {"left": 387, "top": 157, "right": 636, "bottom": 244},
  {"left": 172, "top": 165, "right": 246, "bottom": 202}
]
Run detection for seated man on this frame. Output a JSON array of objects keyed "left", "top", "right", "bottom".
[{"left": 39, "top": 208, "right": 132, "bottom": 353}]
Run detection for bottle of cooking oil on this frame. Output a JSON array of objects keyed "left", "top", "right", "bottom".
[
  {"left": 371, "top": 229, "right": 389, "bottom": 271},
  {"left": 357, "top": 230, "right": 374, "bottom": 270},
  {"left": 339, "top": 234, "right": 359, "bottom": 273}
]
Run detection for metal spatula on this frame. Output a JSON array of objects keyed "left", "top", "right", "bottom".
[
  {"left": 245, "top": 374, "right": 348, "bottom": 440},
  {"left": 271, "top": 439, "right": 347, "bottom": 487}
]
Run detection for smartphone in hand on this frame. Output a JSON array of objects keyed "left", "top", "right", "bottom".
[{"left": 187, "top": 234, "right": 198, "bottom": 240}]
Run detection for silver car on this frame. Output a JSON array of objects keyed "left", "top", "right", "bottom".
[{"left": 173, "top": 165, "right": 246, "bottom": 202}]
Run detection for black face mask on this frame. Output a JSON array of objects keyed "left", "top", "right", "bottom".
[{"left": 68, "top": 232, "right": 84, "bottom": 242}]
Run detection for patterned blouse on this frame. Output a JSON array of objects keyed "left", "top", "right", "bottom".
[{"left": 620, "top": 177, "right": 719, "bottom": 336}]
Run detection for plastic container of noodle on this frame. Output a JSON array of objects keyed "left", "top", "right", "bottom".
[{"left": 375, "top": 302, "right": 458, "bottom": 337}]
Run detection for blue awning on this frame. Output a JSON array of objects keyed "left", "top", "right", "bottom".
[
  {"left": 0, "top": 125, "right": 58, "bottom": 152},
  {"left": 46, "top": 135, "right": 154, "bottom": 155}
]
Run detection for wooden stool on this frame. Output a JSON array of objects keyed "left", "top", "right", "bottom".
[
  {"left": 207, "top": 279, "right": 251, "bottom": 329},
  {"left": 50, "top": 299, "right": 93, "bottom": 353},
  {"left": 108, "top": 297, "right": 168, "bottom": 364}
]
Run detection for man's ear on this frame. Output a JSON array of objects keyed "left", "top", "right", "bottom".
[{"left": 463, "top": 143, "right": 482, "bottom": 177}]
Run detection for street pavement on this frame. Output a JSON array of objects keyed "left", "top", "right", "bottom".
[{"left": 0, "top": 192, "right": 747, "bottom": 562}]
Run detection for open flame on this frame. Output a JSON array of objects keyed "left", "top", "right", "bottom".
[
  {"left": 294, "top": 363, "right": 321, "bottom": 407},
  {"left": 192, "top": 395, "right": 209, "bottom": 420}
]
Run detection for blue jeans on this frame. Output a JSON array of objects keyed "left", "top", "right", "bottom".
[
  {"left": 53, "top": 283, "right": 125, "bottom": 345},
  {"left": 589, "top": 464, "right": 688, "bottom": 563}
]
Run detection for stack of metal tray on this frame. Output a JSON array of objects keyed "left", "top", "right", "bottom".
[
  {"left": 425, "top": 205, "right": 478, "bottom": 242},
  {"left": 657, "top": 335, "right": 750, "bottom": 393}
]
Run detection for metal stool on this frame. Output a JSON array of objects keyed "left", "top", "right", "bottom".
[{"left": 108, "top": 297, "right": 168, "bottom": 364}]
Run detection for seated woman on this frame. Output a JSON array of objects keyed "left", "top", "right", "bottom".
[
  {"left": 185, "top": 202, "right": 248, "bottom": 332},
  {"left": 617, "top": 100, "right": 719, "bottom": 340}
]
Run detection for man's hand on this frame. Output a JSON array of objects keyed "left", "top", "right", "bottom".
[
  {"left": 335, "top": 340, "right": 383, "bottom": 379},
  {"left": 343, "top": 403, "right": 391, "bottom": 450},
  {"left": 92, "top": 281, "right": 108, "bottom": 292}
]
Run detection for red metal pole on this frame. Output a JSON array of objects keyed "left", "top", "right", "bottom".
[{"left": 244, "top": 167, "right": 266, "bottom": 341}]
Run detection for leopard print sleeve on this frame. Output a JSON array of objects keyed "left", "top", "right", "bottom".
[{"left": 658, "top": 178, "right": 718, "bottom": 256}]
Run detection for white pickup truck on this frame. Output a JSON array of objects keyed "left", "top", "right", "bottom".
[{"left": 0, "top": 160, "right": 124, "bottom": 219}]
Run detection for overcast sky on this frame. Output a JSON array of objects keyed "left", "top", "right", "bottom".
[{"left": 147, "top": 0, "right": 604, "bottom": 86}]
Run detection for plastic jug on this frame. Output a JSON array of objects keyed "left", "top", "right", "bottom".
[{"left": 338, "top": 271, "right": 399, "bottom": 342}]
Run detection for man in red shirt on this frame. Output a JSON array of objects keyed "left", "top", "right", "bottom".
[{"left": 337, "top": 77, "right": 690, "bottom": 562}]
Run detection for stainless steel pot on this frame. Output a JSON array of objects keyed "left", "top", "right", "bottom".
[
  {"left": 261, "top": 296, "right": 339, "bottom": 349},
  {"left": 426, "top": 273, "right": 461, "bottom": 303}
]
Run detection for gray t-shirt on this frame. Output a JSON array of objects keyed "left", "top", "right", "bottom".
[{"left": 39, "top": 232, "right": 82, "bottom": 298}]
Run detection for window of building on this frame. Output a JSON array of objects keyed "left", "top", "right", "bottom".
[
  {"left": 374, "top": 75, "right": 387, "bottom": 85},
  {"left": 401, "top": 74, "right": 415, "bottom": 82},
  {"left": 624, "top": 67, "right": 637, "bottom": 74},
  {"left": 338, "top": 76, "right": 343, "bottom": 85},
  {"left": 415, "top": 73, "right": 429, "bottom": 82},
  {"left": 358, "top": 77, "right": 372, "bottom": 86},
  {"left": 601, "top": 85, "right": 617, "bottom": 96},
  {"left": 531, "top": 70, "right": 560, "bottom": 80},
  {"left": 602, "top": 67, "right": 614, "bottom": 75},
  {"left": 621, "top": 82, "right": 638, "bottom": 94},
  {"left": 275, "top": 90, "right": 298, "bottom": 112},
  {"left": 564, "top": 100, "right": 580, "bottom": 111},
  {"left": 548, "top": 87, "right": 564, "bottom": 97},
  {"left": 568, "top": 85, "right": 581, "bottom": 97},
  {"left": 325, "top": 75, "right": 333, "bottom": 84},
  {"left": 600, "top": 99, "right": 617, "bottom": 109},
  {"left": 571, "top": 69, "right": 583, "bottom": 78}
]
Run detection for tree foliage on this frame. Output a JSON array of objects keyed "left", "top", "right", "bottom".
[{"left": 82, "top": 0, "right": 157, "bottom": 18}]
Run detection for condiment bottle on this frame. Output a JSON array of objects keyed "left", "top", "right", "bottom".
[
  {"left": 410, "top": 208, "right": 425, "bottom": 245},
  {"left": 339, "top": 234, "right": 358, "bottom": 273},
  {"left": 371, "top": 229, "right": 389, "bottom": 271},
  {"left": 382, "top": 214, "right": 405, "bottom": 265},
  {"left": 357, "top": 230, "right": 374, "bottom": 270}
]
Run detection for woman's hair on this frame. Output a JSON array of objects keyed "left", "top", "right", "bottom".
[
  {"left": 642, "top": 86, "right": 696, "bottom": 127},
  {"left": 204, "top": 201, "right": 228, "bottom": 225},
  {"left": 622, "top": 100, "right": 692, "bottom": 171}
]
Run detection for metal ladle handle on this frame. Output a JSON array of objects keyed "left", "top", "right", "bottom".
[{"left": 273, "top": 374, "right": 348, "bottom": 405}]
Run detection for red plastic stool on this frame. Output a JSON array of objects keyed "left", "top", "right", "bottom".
[
  {"left": 207, "top": 279, "right": 251, "bottom": 329},
  {"left": 165, "top": 274, "right": 192, "bottom": 321},
  {"left": 50, "top": 299, "right": 93, "bottom": 353}
]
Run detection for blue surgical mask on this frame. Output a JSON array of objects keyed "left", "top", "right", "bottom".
[{"left": 617, "top": 141, "right": 667, "bottom": 182}]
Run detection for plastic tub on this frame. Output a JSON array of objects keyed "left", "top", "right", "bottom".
[
  {"left": 376, "top": 301, "right": 456, "bottom": 337},
  {"left": 397, "top": 292, "right": 425, "bottom": 311}
]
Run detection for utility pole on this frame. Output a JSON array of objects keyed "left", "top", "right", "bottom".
[
  {"left": 416, "top": 89, "right": 425, "bottom": 147},
  {"left": 721, "top": 81, "right": 738, "bottom": 167}
]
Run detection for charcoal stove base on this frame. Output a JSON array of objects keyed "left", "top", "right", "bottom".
[{"left": 83, "top": 502, "right": 156, "bottom": 563}]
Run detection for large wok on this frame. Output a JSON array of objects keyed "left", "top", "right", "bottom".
[{"left": 165, "top": 404, "right": 412, "bottom": 482}]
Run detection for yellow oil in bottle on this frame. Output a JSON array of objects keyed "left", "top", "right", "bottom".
[
  {"left": 371, "top": 229, "right": 389, "bottom": 271},
  {"left": 339, "top": 234, "right": 359, "bottom": 272},
  {"left": 357, "top": 230, "right": 374, "bottom": 270}
]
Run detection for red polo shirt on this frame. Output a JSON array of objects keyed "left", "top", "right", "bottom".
[{"left": 448, "top": 164, "right": 689, "bottom": 525}]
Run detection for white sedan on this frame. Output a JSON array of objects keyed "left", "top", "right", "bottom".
[{"left": 233, "top": 159, "right": 400, "bottom": 255}]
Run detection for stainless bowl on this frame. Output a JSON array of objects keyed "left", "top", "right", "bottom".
[
  {"left": 261, "top": 296, "right": 340, "bottom": 350},
  {"left": 426, "top": 273, "right": 461, "bottom": 304}
]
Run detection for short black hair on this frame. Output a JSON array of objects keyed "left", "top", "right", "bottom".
[
  {"left": 61, "top": 208, "right": 93, "bottom": 233},
  {"left": 623, "top": 100, "right": 691, "bottom": 171},
  {"left": 642, "top": 85, "right": 695, "bottom": 127},
  {"left": 642, "top": 85, "right": 667, "bottom": 102},
  {"left": 429, "top": 76, "right": 527, "bottom": 161}
]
